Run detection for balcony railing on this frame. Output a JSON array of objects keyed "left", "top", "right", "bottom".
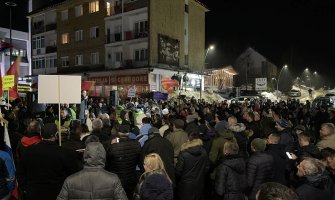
[
  {"left": 106, "top": 31, "right": 148, "bottom": 44},
  {"left": 46, "top": 46, "right": 57, "bottom": 53},
  {"left": 45, "top": 23, "right": 57, "bottom": 32},
  {"left": 111, "top": 0, "right": 148, "bottom": 15}
]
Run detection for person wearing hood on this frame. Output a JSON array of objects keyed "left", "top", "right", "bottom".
[
  {"left": 228, "top": 116, "right": 248, "bottom": 159},
  {"left": 295, "top": 157, "right": 332, "bottom": 200},
  {"left": 175, "top": 129, "right": 209, "bottom": 200},
  {"left": 57, "top": 142, "right": 127, "bottom": 200},
  {"left": 209, "top": 127, "right": 236, "bottom": 165},
  {"left": 275, "top": 119, "right": 294, "bottom": 152},
  {"left": 214, "top": 141, "right": 247, "bottom": 200}
]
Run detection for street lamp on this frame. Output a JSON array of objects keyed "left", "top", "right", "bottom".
[
  {"left": 200, "top": 45, "right": 214, "bottom": 100},
  {"left": 276, "top": 65, "right": 288, "bottom": 98},
  {"left": 5, "top": 1, "right": 17, "bottom": 67}
]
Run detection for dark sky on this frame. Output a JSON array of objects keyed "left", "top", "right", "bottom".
[
  {"left": 203, "top": 0, "right": 335, "bottom": 86},
  {"left": 0, "top": 0, "right": 28, "bottom": 32}
]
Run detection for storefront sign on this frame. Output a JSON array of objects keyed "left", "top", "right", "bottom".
[
  {"left": 88, "top": 76, "right": 109, "bottom": 85},
  {"left": 18, "top": 84, "right": 31, "bottom": 92},
  {"left": 110, "top": 74, "right": 148, "bottom": 85}
]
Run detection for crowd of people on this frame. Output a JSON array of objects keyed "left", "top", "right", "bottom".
[{"left": 0, "top": 90, "right": 335, "bottom": 200}]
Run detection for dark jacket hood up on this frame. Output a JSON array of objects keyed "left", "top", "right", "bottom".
[
  {"left": 84, "top": 142, "right": 106, "bottom": 168},
  {"left": 180, "top": 139, "right": 203, "bottom": 156}
]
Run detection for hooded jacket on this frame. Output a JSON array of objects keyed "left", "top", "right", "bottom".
[
  {"left": 229, "top": 123, "right": 248, "bottom": 159},
  {"left": 57, "top": 142, "right": 127, "bottom": 200},
  {"left": 209, "top": 130, "right": 236, "bottom": 164},
  {"left": 175, "top": 139, "right": 209, "bottom": 200},
  {"left": 215, "top": 155, "right": 247, "bottom": 200},
  {"left": 296, "top": 172, "right": 332, "bottom": 200}
]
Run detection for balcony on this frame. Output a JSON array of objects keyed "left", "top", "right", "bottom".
[
  {"left": 46, "top": 46, "right": 57, "bottom": 53},
  {"left": 106, "top": 31, "right": 147, "bottom": 44},
  {"left": 32, "top": 21, "right": 45, "bottom": 35},
  {"left": 45, "top": 23, "right": 57, "bottom": 32},
  {"left": 111, "top": 0, "right": 148, "bottom": 15}
]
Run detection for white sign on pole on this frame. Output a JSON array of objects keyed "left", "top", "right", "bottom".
[
  {"left": 255, "top": 78, "right": 267, "bottom": 90},
  {"left": 127, "top": 87, "right": 136, "bottom": 98},
  {"left": 38, "top": 75, "right": 81, "bottom": 104}
]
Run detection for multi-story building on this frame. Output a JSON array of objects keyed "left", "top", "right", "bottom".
[
  {"left": 0, "top": 27, "right": 31, "bottom": 92},
  {"left": 28, "top": 0, "right": 208, "bottom": 98}
]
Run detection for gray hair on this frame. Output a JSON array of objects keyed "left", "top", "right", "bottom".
[
  {"left": 92, "top": 118, "right": 103, "bottom": 129},
  {"left": 301, "top": 157, "right": 325, "bottom": 176},
  {"left": 321, "top": 123, "right": 335, "bottom": 135}
]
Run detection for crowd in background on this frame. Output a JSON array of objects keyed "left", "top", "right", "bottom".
[{"left": 0, "top": 90, "right": 335, "bottom": 200}]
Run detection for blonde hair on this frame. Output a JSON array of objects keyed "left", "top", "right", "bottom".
[{"left": 142, "top": 153, "right": 171, "bottom": 182}]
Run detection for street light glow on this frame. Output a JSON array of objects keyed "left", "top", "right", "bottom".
[
  {"left": 314, "top": 71, "right": 317, "bottom": 75},
  {"left": 209, "top": 45, "right": 215, "bottom": 50}
]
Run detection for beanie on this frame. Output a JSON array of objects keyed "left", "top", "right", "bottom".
[
  {"left": 278, "top": 119, "right": 288, "bottom": 129},
  {"left": 251, "top": 138, "right": 267, "bottom": 152}
]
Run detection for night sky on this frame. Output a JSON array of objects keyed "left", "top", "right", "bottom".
[
  {"left": 1, "top": 0, "right": 335, "bottom": 86},
  {"left": 204, "top": 0, "right": 335, "bottom": 87}
]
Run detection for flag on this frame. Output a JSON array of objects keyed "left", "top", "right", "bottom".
[
  {"left": 6, "top": 57, "right": 21, "bottom": 100},
  {"left": 0, "top": 41, "right": 13, "bottom": 52},
  {"left": 81, "top": 81, "right": 95, "bottom": 91}
]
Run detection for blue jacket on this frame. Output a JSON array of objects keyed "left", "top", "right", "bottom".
[{"left": 0, "top": 150, "right": 15, "bottom": 192}]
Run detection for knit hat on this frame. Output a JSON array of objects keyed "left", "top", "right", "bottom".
[
  {"left": 294, "top": 124, "right": 306, "bottom": 132},
  {"left": 277, "top": 119, "right": 288, "bottom": 129},
  {"left": 251, "top": 138, "right": 267, "bottom": 152},
  {"left": 41, "top": 123, "right": 57, "bottom": 139}
]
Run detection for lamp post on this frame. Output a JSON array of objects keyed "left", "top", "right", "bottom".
[
  {"left": 276, "top": 65, "right": 288, "bottom": 98},
  {"left": 5, "top": 1, "right": 17, "bottom": 67},
  {"left": 272, "top": 78, "right": 277, "bottom": 91},
  {"left": 201, "top": 45, "right": 214, "bottom": 100}
]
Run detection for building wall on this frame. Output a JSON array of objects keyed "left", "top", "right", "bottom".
[
  {"left": 56, "top": 0, "right": 106, "bottom": 69},
  {"left": 188, "top": 0, "right": 206, "bottom": 71},
  {"left": 149, "top": 0, "right": 185, "bottom": 67}
]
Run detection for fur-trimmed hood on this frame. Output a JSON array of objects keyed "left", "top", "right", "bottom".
[
  {"left": 229, "top": 123, "right": 246, "bottom": 133},
  {"left": 180, "top": 139, "right": 203, "bottom": 152}
]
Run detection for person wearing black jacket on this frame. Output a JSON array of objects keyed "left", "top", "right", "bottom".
[
  {"left": 247, "top": 138, "right": 274, "bottom": 200},
  {"left": 175, "top": 130, "right": 209, "bottom": 200},
  {"left": 105, "top": 124, "right": 141, "bottom": 199},
  {"left": 215, "top": 141, "right": 247, "bottom": 200},
  {"left": 140, "top": 127, "right": 175, "bottom": 186},
  {"left": 265, "top": 133, "right": 289, "bottom": 186}
]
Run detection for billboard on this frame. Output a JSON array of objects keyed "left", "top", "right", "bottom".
[
  {"left": 158, "top": 34, "right": 180, "bottom": 66},
  {"left": 255, "top": 78, "right": 267, "bottom": 90}
]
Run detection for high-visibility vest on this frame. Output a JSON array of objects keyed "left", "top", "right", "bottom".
[{"left": 69, "top": 108, "right": 77, "bottom": 120}]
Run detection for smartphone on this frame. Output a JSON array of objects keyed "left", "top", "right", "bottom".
[
  {"left": 116, "top": 138, "right": 120, "bottom": 143},
  {"left": 286, "top": 152, "right": 293, "bottom": 159}
]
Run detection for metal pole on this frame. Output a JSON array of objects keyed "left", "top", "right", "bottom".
[
  {"left": 201, "top": 48, "right": 210, "bottom": 100},
  {"left": 276, "top": 66, "right": 286, "bottom": 99}
]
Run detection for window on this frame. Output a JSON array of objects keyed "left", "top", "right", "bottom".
[
  {"left": 90, "top": 26, "right": 99, "bottom": 38},
  {"left": 32, "top": 57, "right": 45, "bottom": 69},
  {"left": 91, "top": 52, "right": 99, "bottom": 64},
  {"left": 134, "top": 20, "right": 148, "bottom": 37},
  {"left": 61, "top": 10, "right": 68, "bottom": 20},
  {"left": 185, "top": 4, "right": 189, "bottom": 13},
  {"left": 75, "top": 30, "right": 83, "bottom": 41},
  {"left": 135, "top": 49, "right": 148, "bottom": 61},
  {"left": 32, "top": 36, "right": 45, "bottom": 50},
  {"left": 62, "top": 33, "right": 69, "bottom": 44},
  {"left": 115, "top": 52, "right": 123, "bottom": 62},
  {"left": 106, "top": 2, "right": 111, "bottom": 16},
  {"left": 75, "top": 5, "right": 83, "bottom": 17},
  {"left": 75, "top": 55, "right": 83, "bottom": 66},
  {"left": 89, "top": 1, "right": 99, "bottom": 13},
  {"left": 46, "top": 55, "right": 57, "bottom": 68},
  {"left": 184, "top": 55, "right": 188, "bottom": 65},
  {"left": 61, "top": 56, "right": 69, "bottom": 67}
]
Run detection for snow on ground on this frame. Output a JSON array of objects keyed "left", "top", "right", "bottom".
[{"left": 168, "top": 90, "right": 227, "bottom": 103}]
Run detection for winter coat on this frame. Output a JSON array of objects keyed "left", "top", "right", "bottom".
[
  {"left": 325, "top": 169, "right": 335, "bottom": 200},
  {"left": 141, "top": 133, "right": 175, "bottom": 185},
  {"left": 165, "top": 128, "right": 189, "bottom": 164},
  {"left": 247, "top": 152, "right": 274, "bottom": 200},
  {"left": 297, "top": 144, "right": 321, "bottom": 161},
  {"left": 0, "top": 150, "right": 15, "bottom": 192},
  {"left": 265, "top": 144, "right": 288, "bottom": 185},
  {"left": 215, "top": 155, "right": 247, "bottom": 200},
  {"left": 296, "top": 173, "right": 332, "bottom": 200},
  {"left": 105, "top": 137, "right": 141, "bottom": 198},
  {"left": 57, "top": 142, "right": 127, "bottom": 200},
  {"left": 16, "top": 140, "right": 80, "bottom": 200},
  {"left": 133, "top": 170, "right": 173, "bottom": 200},
  {"left": 175, "top": 139, "right": 209, "bottom": 200},
  {"left": 229, "top": 123, "right": 248, "bottom": 159},
  {"left": 209, "top": 130, "right": 236, "bottom": 164},
  {"left": 278, "top": 128, "right": 294, "bottom": 152}
]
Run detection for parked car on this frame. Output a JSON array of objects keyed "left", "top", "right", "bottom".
[
  {"left": 228, "top": 96, "right": 261, "bottom": 105},
  {"left": 311, "top": 96, "right": 335, "bottom": 110},
  {"left": 287, "top": 89, "right": 301, "bottom": 97}
]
